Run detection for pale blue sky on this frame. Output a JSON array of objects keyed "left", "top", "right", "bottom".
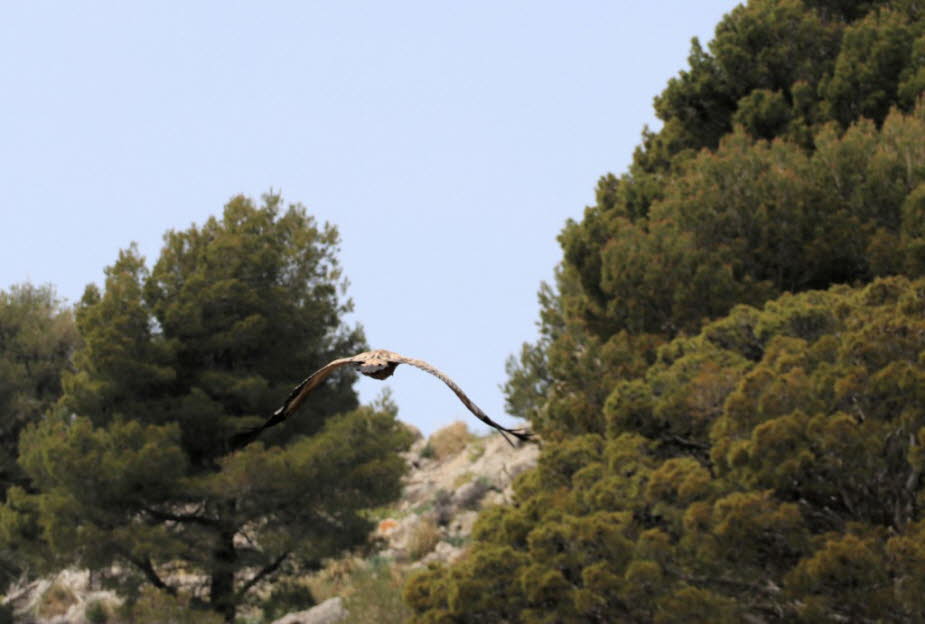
[{"left": 1, "top": 2, "right": 739, "bottom": 437}]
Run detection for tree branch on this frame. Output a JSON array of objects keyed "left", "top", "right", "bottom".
[
  {"left": 671, "top": 568, "right": 779, "bottom": 596},
  {"left": 665, "top": 435, "right": 710, "bottom": 451},
  {"left": 119, "top": 549, "right": 177, "bottom": 596},
  {"left": 142, "top": 505, "right": 221, "bottom": 528},
  {"left": 236, "top": 551, "right": 291, "bottom": 601}
]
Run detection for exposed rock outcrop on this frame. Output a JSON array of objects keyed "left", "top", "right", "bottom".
[
  {"left": 270, "top": 597, "right": 348, "bottom": 624},
  {"left": 374, "top": 430, "right": 539, "bottom": 565}
]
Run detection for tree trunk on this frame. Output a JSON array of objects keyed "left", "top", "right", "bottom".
[{"left": 210, "top": 527, "right": 238, "bottom": 624}]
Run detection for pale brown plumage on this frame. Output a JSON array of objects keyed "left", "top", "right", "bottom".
[{"left": 230, "top": 349, "right": 533, "bottom": 450}]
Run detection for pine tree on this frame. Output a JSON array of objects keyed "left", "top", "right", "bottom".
[
  {"left": 408, "top": 277, "right": 925, "bottom": 622},
  {"left": 0, "top": 283, "right": 77, "bottom": 588},
  {"left": 408, "top": 0, "right": 925, "bottom": 621},
  {"left": 2, "top": 195, "right": 413, "bottom": 622}
]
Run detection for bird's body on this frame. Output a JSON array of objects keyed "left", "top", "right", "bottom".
[{"left": 230, "top": 349, "right": 533, "bottom": 450}]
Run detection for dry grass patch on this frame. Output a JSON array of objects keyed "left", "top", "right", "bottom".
[
  {"left": 307, "top": 557, "right": 364, "bottom": 602},
  {"left": 36, "top": 581, "right": 77, "bottom": 618},
  {"left": 452, "top": 471, "right": 474, "bottom": 488},
  {"left": 427, "top": 421, "right": 473, "bottom": 461},
  {"left": 119, "top": 587, "right": 223, "bottom": 624},
  {"left": 407, "top": 516, "right": 441, "bottom": 560},
  {"left": 343, "top": 558, "right": 413, "bottom": 624},
  {"left": 305, "top": 557, "right": 413, "bottom": 623},
  {"left": 467, "top": 440, "right": 486, "bottom": 462}
]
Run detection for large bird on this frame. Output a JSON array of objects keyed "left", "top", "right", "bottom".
[{"left": 230, "top": 349, "right": 533, "bottom": 450}]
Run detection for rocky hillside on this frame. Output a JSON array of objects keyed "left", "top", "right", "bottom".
[
  {"left": 377, "top": 423, "right": 538, "bottom": 567},
  {"left": 283, "top": 424, "right": 539, "bottom": 624},
  {"left": 3, "top": 422, "right": 538, "bottom": 624}
]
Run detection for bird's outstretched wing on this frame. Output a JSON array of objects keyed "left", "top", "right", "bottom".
[
  {"left": 230, "top": 349, "right": 534, "bottom": 451},
  {"left": 388, "top": 353, "right": 533, "bottom": 448},
  {"left": 228, "top": 355, "right": 357, "bottom": 451}
]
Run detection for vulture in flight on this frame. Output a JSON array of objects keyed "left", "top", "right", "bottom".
[{"left": 230, "top": 349, "right": 533, "bottom": 450}]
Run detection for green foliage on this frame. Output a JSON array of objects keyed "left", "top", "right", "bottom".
[
  {"left": 419, "top": 442, "right": 435, "bottom": 460},
  {"left": 441, "top": 2, "right": 925, "bottom": 620},
  {"left": 260, "top": 579, "right": 315, "bottom": 622},
  {"left": 501, "top": 1, "right": 925, "bottom": 426},
  {"left": 821, "top": 7, "right": 924, "bottom": 126},
  {"left": 0, "top": 283, "right": 77, "bottom": 589},
  {"left": 84, "top": 599, "right": 109, "bottom": 624},
  {"left": 409, "top": 277, "right": 925, "bottom": 621},
  {"left": 119, "top": 586, "right": 224, "bottom": 624},
  {"left": 518, "top": 81, "right": 925, "bottom": 442},
  {"left": 540, "top": 0, "right": 925, "bottom": 375},
  {"left": 0, "top": 284, "right": 77, "bottom": 495},
  {"left": 1, "top": 195, "right": 413, "bottom": 622},
  {"left": 342, "top": 558, "right": 414, "bottom": 624}
]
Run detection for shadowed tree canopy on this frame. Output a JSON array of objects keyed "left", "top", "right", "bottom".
[
  {"left": 0, "top": 195, "right": 413, "bottom": 623},
  {"left": 0, "top": 283, "right": 77, "bottom": 589},
  {"left": 0, "top": 284, "right": 77, "bottom": 496}
]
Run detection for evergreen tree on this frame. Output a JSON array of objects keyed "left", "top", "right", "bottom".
[
  {"left": 409, "top": 277, "right": 925, "bottom": 622},
  {"left": 1, "top": 195, "right": 413, "bottom": 622},
  {"left": 0, "top": 284, "right": 77, "bottom": 496},
  {"left": 408, "top": 0, "right": 925, "bottom": 621},
  {"left": 0, "top": 283, "right": 77, "bottom": 588}
]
